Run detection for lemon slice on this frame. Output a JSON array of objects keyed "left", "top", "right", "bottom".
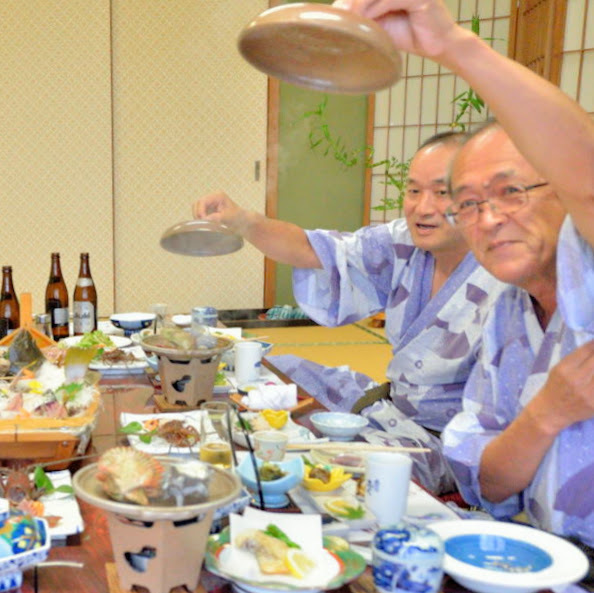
[
  {"left": 285, "top": 549, "right": 315, "bottom": 579},
  {"left": 324, "top": 498, "right": 352, "bottom": 516},
  {"left": 323, "top": 498, "right": 365, "bottom": 519}
]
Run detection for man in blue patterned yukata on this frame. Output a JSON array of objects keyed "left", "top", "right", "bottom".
[
  {"left": 333, "top": 0, "right": 594, "bottom": 565},
  {"left": 193, "top": 131, "right": 505, "bottom": 494}
]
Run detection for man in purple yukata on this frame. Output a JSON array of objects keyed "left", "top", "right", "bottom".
[
  {"left": 193, "top": 131, "right": 505, "bottom": 494},
  {"left": 332, "top": 0, "right": 594, "bottom": 569}
]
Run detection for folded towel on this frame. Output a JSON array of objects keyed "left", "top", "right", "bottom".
[
  {"left": 240, "top": 383, "right": 298, "bottom": 410},
  {"left": 267, "top": 354, "right": 377, "bottom": 412}
]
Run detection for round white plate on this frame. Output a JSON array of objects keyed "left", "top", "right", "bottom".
[
  {"left": 428, "top": 519, "right": 589, "bottom": 593},
  {"left": 60, "top": 335, "right": 132, "bottom": 349}
]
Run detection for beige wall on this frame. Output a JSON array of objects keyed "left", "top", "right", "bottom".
[
  {"left": 1, "top": 0, "right": 267, "bottom": 319},
  {"left": 112, "top": 0, "right": 268, "bottom": 314},
  {"left": 0, "top": 1, "right": 113, "bottom": 318}
]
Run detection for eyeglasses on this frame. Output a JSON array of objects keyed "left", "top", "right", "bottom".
[{"left": 445, "top": 180, "right": 550, "bottom": 227}]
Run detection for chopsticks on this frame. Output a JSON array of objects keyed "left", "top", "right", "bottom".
[{"left": 286, "top": 442, "right": 431, "bottom": 454}]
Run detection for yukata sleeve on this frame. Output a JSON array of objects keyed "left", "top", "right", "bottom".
[
  {"left": 557, "top": 217, "right": 594, "bottom": 338},
  {"left": 442, "top": 359, "right": 524, "bottom": 518},
  {"left": 292, "top": 221, "right": 409, "bottom": 326}
]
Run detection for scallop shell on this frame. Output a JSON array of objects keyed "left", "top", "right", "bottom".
[{"left": 97, "top": 447, "right": 165, "bottom": 506}]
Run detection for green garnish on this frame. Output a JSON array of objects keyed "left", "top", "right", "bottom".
[
  {"left": 333, "top": 504, "right": 365, "bottom": 520},
  {"left": 33, "top": 466, "right": 74, "bottom": 496},
  {"left": 119, "top": 420, "right": 157, "bottom": 443},
  {"left": 301, "top": 455, "right": 314, "bottom": 467},
  {"left": 76, "top": 330, "right": 115, "bottom": 350},
  {"left": 264, "top": 524, "right": 300, "bottom": 549},
  {"left": 57, "top": 382, "right": 84, "bottom": 403},
  {"left": 235, "top": 418, "right": 253, "bottom": 433}
]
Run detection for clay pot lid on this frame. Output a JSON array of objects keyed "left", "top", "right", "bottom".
[
  {"left": 73, "top": 457, "right": 242, "bottom": 521},
  {"left": 160, "top": 220, "right": 244, "bottom": 257},
  {"left": 238, "top": 3, "right": 402, "bottom": 94}
]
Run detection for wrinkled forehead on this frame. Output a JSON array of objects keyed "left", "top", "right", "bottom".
[{"left": 450, "top": 126, "right": 535, "bottom": 190}]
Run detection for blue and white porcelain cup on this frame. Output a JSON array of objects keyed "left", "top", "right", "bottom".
[
  {"left": 372, "top": 521, "right": 444, "bottom": 593},
  {"left": 191, "top": 306, "right": 218, "bottom": 331}
]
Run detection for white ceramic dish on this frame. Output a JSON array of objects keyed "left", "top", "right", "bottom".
[
  {"left": 206, "top": 509, "right": 366, "bottom": 593},
  {"left": 429, "top": 520, "right": 589, "bottom": 593},
  {"left": 172, "top": 314, "right": 192, "bottom": 327},
  {"left": 120, "top": 411, "right": 204, "bottom": 455},
  {"left": 60, "top": 335, "right": 131, "bottom": 349},
  {"left": 40, "top": 470, "right": 84, "bottom": 541},
  {"left": 310, "top": 412, "right": 368, "bottom": 441},
  {"left": 89, "top": 345, "right": 149, "bottom": 374},
  {"left": 232, "top": 412, "right": 317, "bottom": 448}
]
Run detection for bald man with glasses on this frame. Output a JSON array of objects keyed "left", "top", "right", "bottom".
[{"left": 334, "top": 0, "right": 594, "bottom": 557}]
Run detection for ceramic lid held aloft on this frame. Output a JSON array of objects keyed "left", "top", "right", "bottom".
[
  {"left": 238, "top": 2, "right": 402, "bottom": 94},
  {"left": 160, "top": 220, "right": 244, "bottom": 257}
]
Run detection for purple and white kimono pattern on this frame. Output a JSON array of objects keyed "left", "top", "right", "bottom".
[
  {"left": 281, "top": 219, "right": 504, "bottom": 493},
  {"left": 443, "top": 217, "right": 594, "bottom": 547}
]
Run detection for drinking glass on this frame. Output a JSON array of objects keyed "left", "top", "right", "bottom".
[
  {"left": 199, "top": 401, "right": 234, "bottom": 469},
  {"left": 151, "top": 303, "right": 168, "bottom": 332}
]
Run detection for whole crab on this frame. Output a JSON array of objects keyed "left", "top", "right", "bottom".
[{"left": 0, "top": 466, "right": 44, "bottom": 506}]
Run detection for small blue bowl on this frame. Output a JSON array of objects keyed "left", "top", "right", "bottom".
[
  {"left": 236, "top": 455, "right": 304, "bottom": 509},
  {"left": 110, "top": 312, "right": 156, "bottom": 337}
]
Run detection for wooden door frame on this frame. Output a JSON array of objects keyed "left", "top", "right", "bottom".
[{"left": 508, "top": 0, "right": 567, "bottom": 85}]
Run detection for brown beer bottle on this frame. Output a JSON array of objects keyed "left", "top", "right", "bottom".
[
  {"left": 45, "top": 252, "right": 70, "bottom": 340},
  {"left": 0, "top": 266, "right": 20, "bottom": 334},
  {"left": 72, "top": 253, "right": 97, "bottom": 335}
]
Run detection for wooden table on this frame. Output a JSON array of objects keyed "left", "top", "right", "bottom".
[{"left": 17, "top": 362, "right": 477, "bottom": 593}]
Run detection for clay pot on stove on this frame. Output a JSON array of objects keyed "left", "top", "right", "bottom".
[
  {"left": 140, "top": 334, "right": 233, "bottom": 408},
  {"left": 73, "top": 455, "right": 241, "bottom": 593}
]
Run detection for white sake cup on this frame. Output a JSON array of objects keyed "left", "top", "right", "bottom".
[
  {"left": 253, "top": 430, "right": 289, "bottom": 462},
  {"left": 234, "top": 341, "right": 263, "bottom": 384},
  {"left": 365, "top": 452, "right": 412, "bottom": 526}
]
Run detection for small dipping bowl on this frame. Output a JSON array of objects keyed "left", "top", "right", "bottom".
[
  {"left": 310, "top": 411, "right": 368, "bottom": 441},
  {"left": 236, "top": 455, "right": 304, "bottom": 509}
]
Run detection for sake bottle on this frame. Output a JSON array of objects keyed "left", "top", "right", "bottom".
[
  {"left": 0, "top": 266, "right": 20, "bottom": 335},
  {"left": 45, "top": 252, "right": 69, "bottom": 340},
  {"left": 72, "top": 253, "right": 97, "bottom": 335}
]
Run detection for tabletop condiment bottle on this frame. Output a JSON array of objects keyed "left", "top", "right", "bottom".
[
  {"left": 45, "top": 252, "right": 69, "bottom": 340},
  {"left": 72, "top": 253, "right": 97, "bottom": 335},
  {"left": 0, "top": 266, "right": 20, "bottom": 335}
]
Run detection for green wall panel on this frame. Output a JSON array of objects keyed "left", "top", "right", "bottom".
[{"left": 275, "top": 85, "right": 368, "bottom": 305}]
